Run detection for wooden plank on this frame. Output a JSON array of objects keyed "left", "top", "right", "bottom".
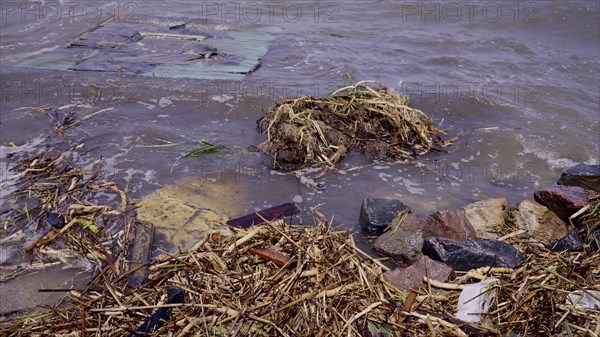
[
  {"left": 226, "top": 203, "right": 301, "bottom": 229},
  {"left": 126, "top": 221, "right": 154, "bottom": 287},
  {"left": 248, "top": 247, "right": 292, "bottom": 267},
  {"left": 139, "top": 31, "right": 206, "bottom": 41}
]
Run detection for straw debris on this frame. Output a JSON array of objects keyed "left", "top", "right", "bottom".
[
  {"left": 2, "top": 222, "right": 410, "bottom": 336},
  {"left": 3, "top": 150, "right": 133, "bottom": 258},
  {"left": 258, "top": 80, "right": 450, "bottom": 170}
]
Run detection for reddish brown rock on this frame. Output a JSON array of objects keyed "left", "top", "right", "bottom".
[
  {"left": 383, "top": 255, "right": 454, "bottom": 292},
  {"left": 533, "top": 186, "right": 593, "bottom": 222},
  {"left": 425, "top": 209, "right": 477, "bottom": 240}
]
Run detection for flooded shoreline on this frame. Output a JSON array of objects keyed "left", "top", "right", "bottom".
[{"left": 1, "top": 0, "right": 599, "bottom": 318}]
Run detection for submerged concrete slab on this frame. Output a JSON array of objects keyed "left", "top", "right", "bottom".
[{"left": 16, "top": 15, "right": 279, "bottom": 80}]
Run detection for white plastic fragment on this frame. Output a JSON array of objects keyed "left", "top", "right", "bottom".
[
  {"left": 455, "top": 278, "right": 499, "bottom": 323},
  {"left": 566, "top": 290, "right": 600, "bottom": 310}
]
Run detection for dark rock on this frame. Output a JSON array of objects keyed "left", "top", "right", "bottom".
[
  {"left": 359, "top": 198, "right": 410, "bottom": 236},
  {"left": 533, "top": 186, "right": 593, "bottom": 222},
  {"left": 557, "top": 164, "right": 600, "bottom": 192},
  {"left": 508, "top": 200, "right": 568, "bottom": 244},
  {"left": 590, "top": 228, "right": 600, "bottom": 253},
  {"left": 373, "top": 212, "right": 424, "bottom": 264},
  {"left": 548, "top": 232, "right": 584, "bottom": 252},
  {"left": 425, "top": 209, "right": 477, "bottom": 240},
  {"left": 423, "top": 237, "right": 525, "bottom": 271},
  {"left": 383, "top": 255, "right": 454, "bottom": 292},
  {"left": 46, "top": 212, "right": 65, "bottom": 229}
]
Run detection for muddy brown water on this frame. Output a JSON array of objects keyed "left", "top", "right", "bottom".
[{"left": 1, "top": 1, "right": 599, "bottom": 314}]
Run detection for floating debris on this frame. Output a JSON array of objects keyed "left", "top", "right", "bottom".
[
  {"left": 258, "top": 80, "right": 450, "bottom": 170},
  {"left": 226, "top": 202, "right": 301, "bottom": 229},
  {"left": 182, "top": 141, "right": 227, "bottom": 158},
  {"left": 17, "top": 15, "right": 280, "bottom": 80}
]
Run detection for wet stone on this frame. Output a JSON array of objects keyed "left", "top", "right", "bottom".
[
  {"left": 461, "top": 198, "right": 507, "bottom": 239},
  {"left": 359, "top": 198, "right": 410, "bottom": 236},
  {"left": 46, "top": 212, "right": 65, "bottom": 229},
  {"left": 373, "top": 212, "right": 424, "bottom": 265},
  {"left": 548, "top": 232, "right": 584, "bottom": 252},
  {"left": 557, "top": 164, "right": 600, "bottom": 192},
  {"left": 423, "top": 237, "right": 525, "bottom": 271},
  {"left": 425, "top": 209, "right": 477, "bottom": 241},
  {"left": 383, "top": 255, "right": 454, "bottom": 292},
  {"left": 508, "top": 200, "right": 568, "bottom": 244},
  {"left": 533, "top": 186, "right": 593, "bottom": 222}
]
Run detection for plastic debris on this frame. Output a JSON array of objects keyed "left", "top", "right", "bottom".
[
  {"left": 456, "top": 278, "right": 499, "bottom": 323},
  {"left": 565, "top": 290, "right": 600, "bottom": 310}
]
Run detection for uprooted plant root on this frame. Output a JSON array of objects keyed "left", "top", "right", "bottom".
[{"left": 258, "top": 80, "right": 450, "bottom": 170}]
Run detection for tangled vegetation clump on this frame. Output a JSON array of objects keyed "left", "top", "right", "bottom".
[{"left": 258, "top": 80, "right": 449, "bottom": 170}]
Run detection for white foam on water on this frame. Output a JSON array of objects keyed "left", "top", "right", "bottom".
[
  {"left": 378, "top": 172, "right": 392, "bottom": 182},
  {"left": 158, "top": 97, "right": 173, "bottom": 108},
  {"left": 515, "top": 134, "right": 577, "bottom": 170},
  {"left": 211, "top": 94, "right": 233, "bottom": 103},
  {"left": 392, "top": 176, "right": 424, "bottom": 195},
  {"left": 0, "top": 135, "right": 48, "bottom": 205},
  {"left": 585, "top": 154, "right": 599, "bottom": 165},
  {"left": 137, "top": 101, "right": 156, "bottom": 110}
]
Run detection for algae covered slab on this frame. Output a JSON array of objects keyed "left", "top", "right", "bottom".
[{"left": 135, "top": 177, "right": 236, "bottom": 249}]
